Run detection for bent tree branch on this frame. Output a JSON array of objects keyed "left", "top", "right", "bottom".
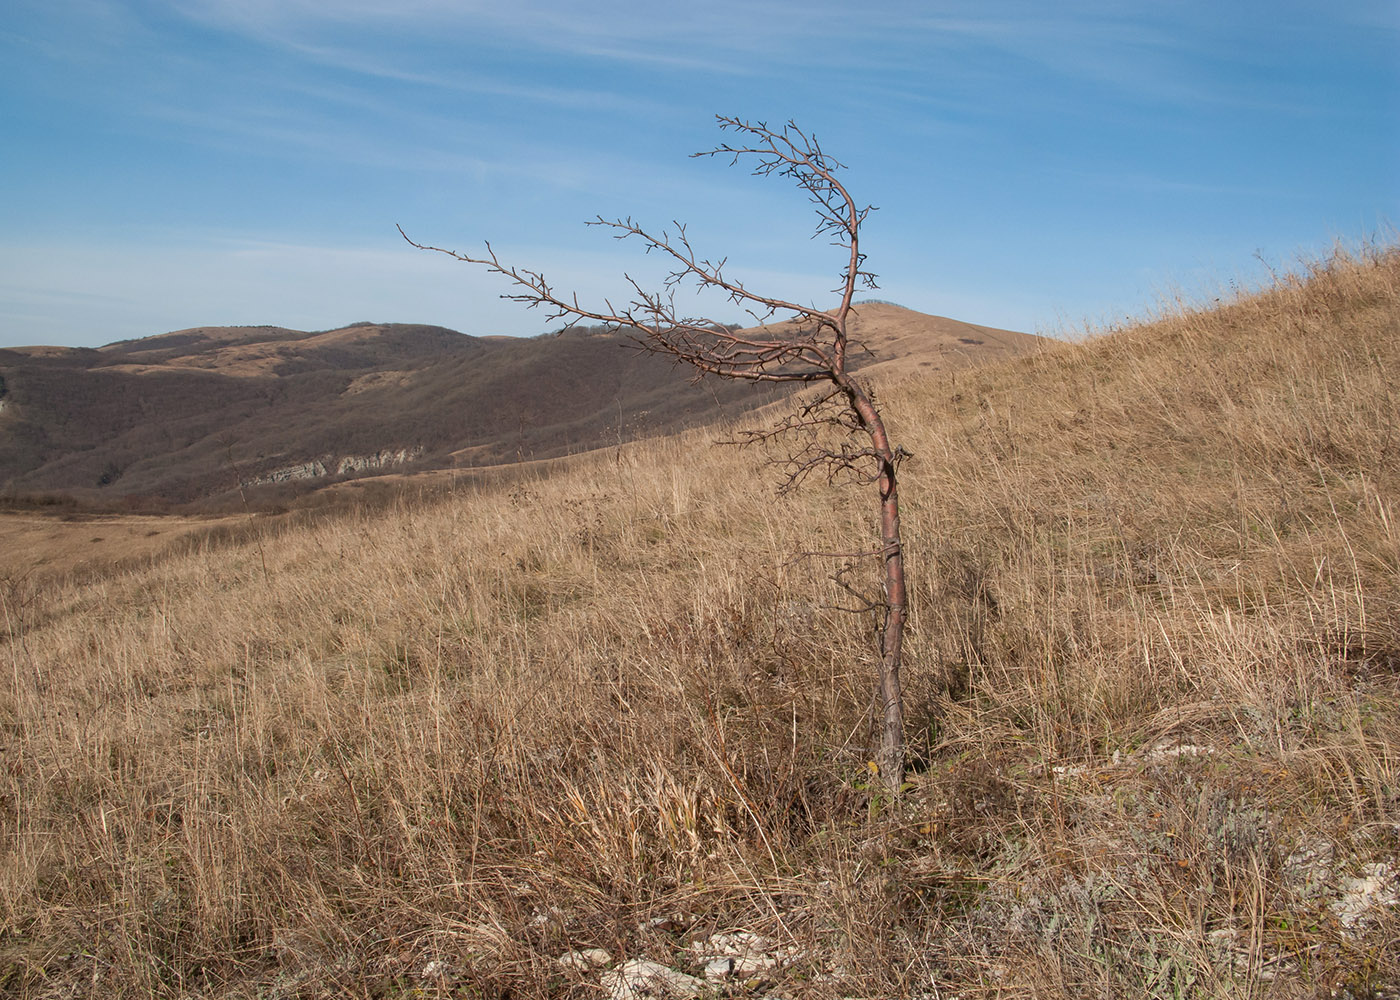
[{"left": 402, "top": 115, "right": 910, "bottom": 792}]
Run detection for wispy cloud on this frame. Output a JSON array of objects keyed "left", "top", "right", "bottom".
[
  {"left": 129, "top": 99, "right": 591, "bottom": 188},
  {"left": 272, "top": 37, "right": 669, "bottom": 113},
  {"left": 4, "top": 0, "right": 1391, "bottom": 349},
  {"left": 165, "top": 0, "right": 776, "bottom": 72}
]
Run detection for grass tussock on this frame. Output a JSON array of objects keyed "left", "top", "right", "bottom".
[{"left": 2, "top": 244, "right": 1398, "bottom": 998}]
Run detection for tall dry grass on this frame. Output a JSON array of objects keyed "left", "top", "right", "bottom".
[{"left": 1, "top": 244, "right": 1397, "bottom": 998}]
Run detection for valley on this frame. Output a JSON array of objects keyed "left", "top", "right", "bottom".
[{"left": 0, "top": 304, "right": 1038, "bottom": 513}]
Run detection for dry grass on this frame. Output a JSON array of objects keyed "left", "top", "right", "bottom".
[
  {"left": 1, "top": 245, "right": 1398, "bottom": 998},
  {"left": 0, "top": 512, "right": 247, "bottom": 586}
]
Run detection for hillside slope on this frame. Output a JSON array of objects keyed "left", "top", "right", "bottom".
[
  {"left": 1, "top": 246, "right": 1396, "bottom": 998},
  {"left": 0, "top": 306, "right": 1035, "bottom": 510}
]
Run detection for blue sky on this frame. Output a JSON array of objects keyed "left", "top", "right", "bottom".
[{"left": 2, "top": 0, "right": 1396, "bottom": 347}]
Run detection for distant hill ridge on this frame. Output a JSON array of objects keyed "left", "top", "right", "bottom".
[{"left": 0, "top": 305, "right": 1041, "bottom": 511}]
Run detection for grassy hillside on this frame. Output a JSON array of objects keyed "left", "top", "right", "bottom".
[{"left": 1, "top": 245, "right": 1397, "bottom": 998}]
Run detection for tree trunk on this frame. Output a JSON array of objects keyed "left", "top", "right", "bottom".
[
  {"left": 877, "top": 457, "right": 906, "bottom": 794},
  {"left": 847, "top": 385, "right": 907, "bottom": 794}
]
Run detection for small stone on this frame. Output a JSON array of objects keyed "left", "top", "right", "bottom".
[
  {"left": 602, "top": 958, "right": 707, "bottom": 999},
  {"left": 702, "top": 957, "right": 734, "bottom": 980},
  {"left": 1205, "top": 928, "right": 1239, "bottom": 949},
  {"left": 698, "top": 953, "right": 780, "bottom": 979},
  {"left": 558, "top": 948, "right": 612, "bottom": 971},
  {"left": 638, "top": 913, "right": 688, "bottom": 934},
  {"left": 730, "top": 954, "right": 780, "bottom": 976},
  {"left": 1143, "top": 743, "right": 1215, "bottom": 762},
  {"left": 1331, "top": 862, "right": 1399, "bottom": 931},
  {"left": 691, "top": 930, "right": 769, "bottom": 957},
  {"left": 528, "top": 906, "right": 567, "bottom": 928},
  {"left": 420, "top": 959, "right": 453, "bottom": 979},
  {"left": 690, "top": 929, "right": 797, "bottom": 977}
]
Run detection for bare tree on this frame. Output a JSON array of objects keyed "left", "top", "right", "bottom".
[{"left": 401, "top": 116, "right": 910, "bottom": 791}]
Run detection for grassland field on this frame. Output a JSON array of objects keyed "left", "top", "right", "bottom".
[{"left": 1, "top": 245, "right": 1397, "bottom": 998}]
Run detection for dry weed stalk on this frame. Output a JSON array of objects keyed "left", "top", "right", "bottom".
[{"left": 401, "top": 115, "right": 912, "bottom": 790}]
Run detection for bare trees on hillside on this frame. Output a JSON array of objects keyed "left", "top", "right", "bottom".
[{"left": 401, "top": 116, "right": 911, "bottom": 791}]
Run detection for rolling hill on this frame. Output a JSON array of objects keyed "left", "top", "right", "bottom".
[{"left": 0, "top": 305, "right": 1039, "bottom": 510}]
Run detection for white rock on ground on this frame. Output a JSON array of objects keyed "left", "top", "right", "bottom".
[
  {"left": 1331, "top": 862, "right": 1400, "bottom": 931},
  {"left": 601, "top": 959, "right": 709, "bottom": 999},
  {"left": 557, "top": 948, "right": 612, "bottom": 971},
  {"left": 419, "top": 959, "right": 454, "bottom": 979},
  {"left": 689, "top": 930, "right": 797, "bottom": 980}
]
